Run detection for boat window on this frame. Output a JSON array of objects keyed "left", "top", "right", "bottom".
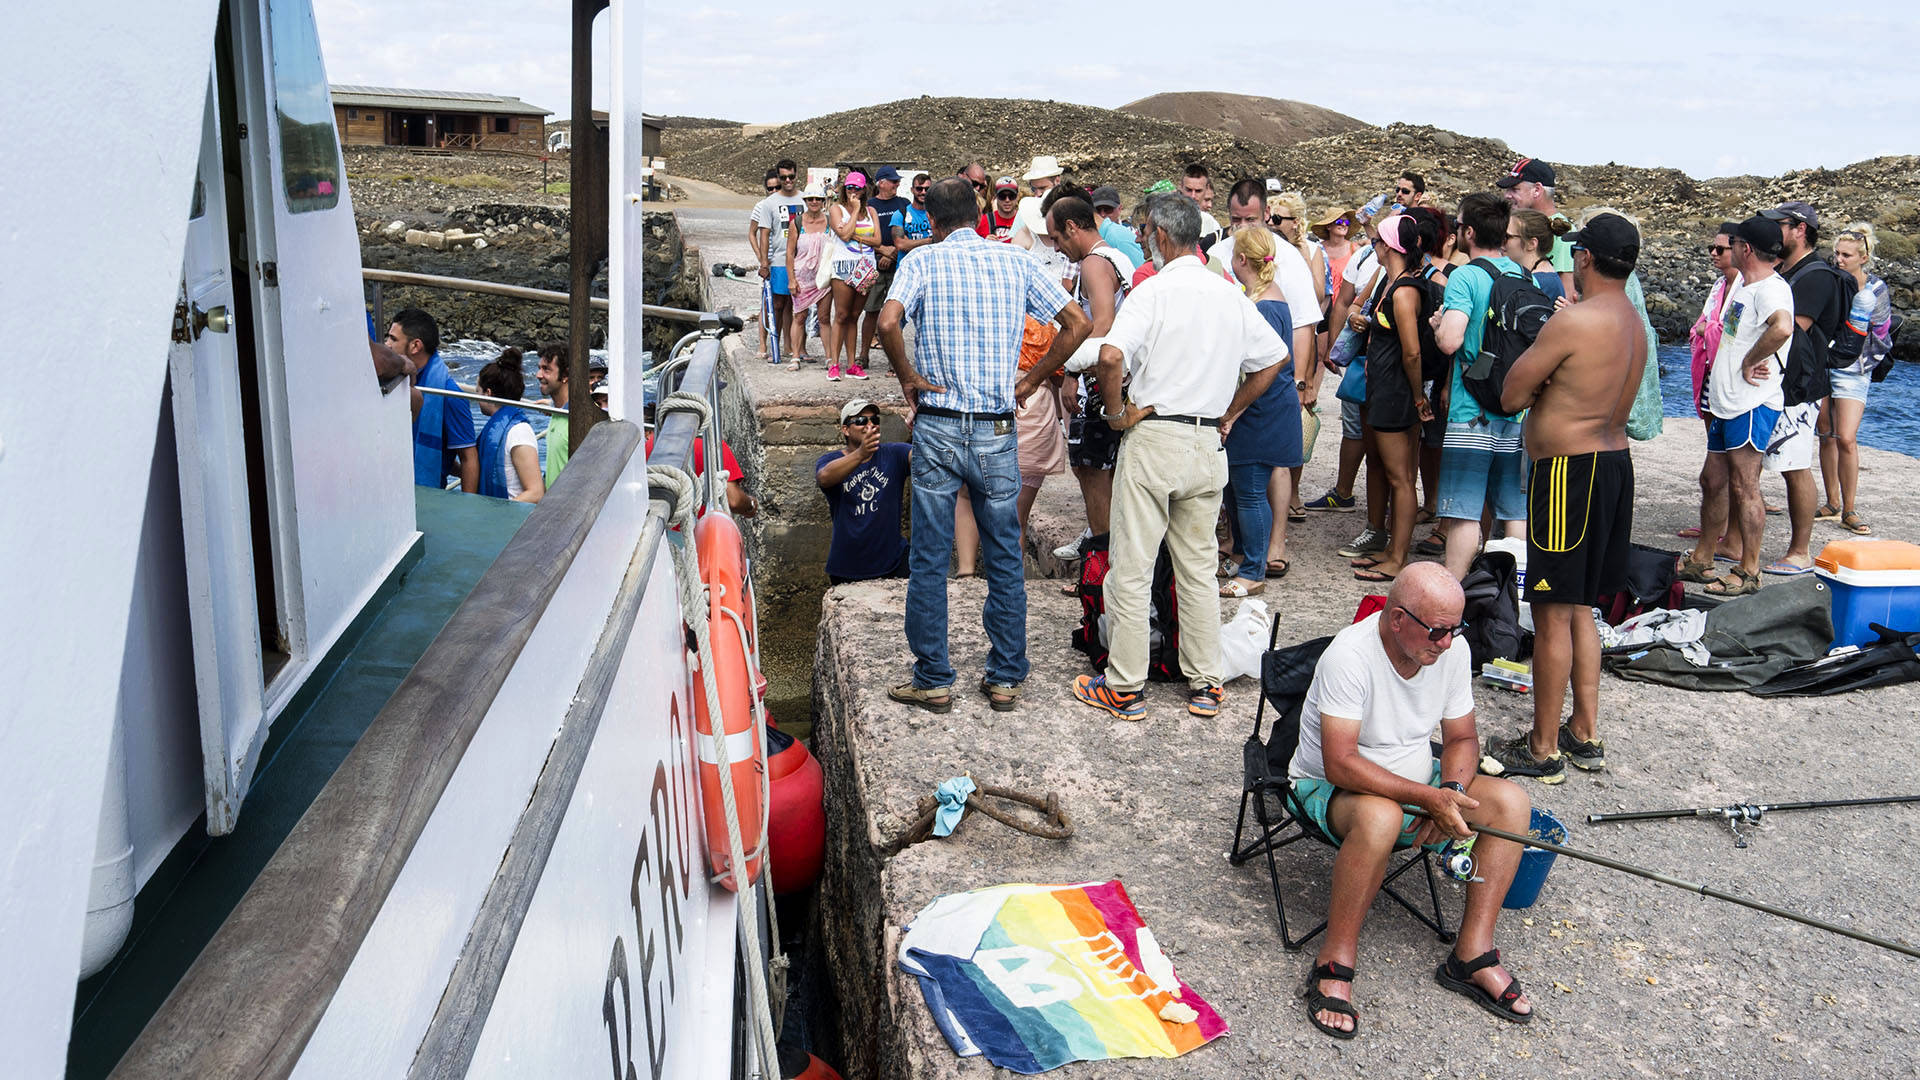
[{"left": 268, "top": 0, "right": 341, "bottom": 214}]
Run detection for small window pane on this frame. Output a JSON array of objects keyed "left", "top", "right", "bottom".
[{"left": 268, "top": 0, "right": 341, "bottom": 213}]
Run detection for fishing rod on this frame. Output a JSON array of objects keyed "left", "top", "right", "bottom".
[
  {"left": 1588, "top": 794, "right": 1920, "bottom": 848},
  {"left": 1409, "top": 810, "right": 1919, "bottom": 960}
]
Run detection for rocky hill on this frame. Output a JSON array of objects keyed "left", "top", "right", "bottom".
[{"left": 1119, "top": 91, "right": 1367, "bottom": 147}]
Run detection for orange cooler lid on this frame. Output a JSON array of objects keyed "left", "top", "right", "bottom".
[{"left": 1815, "top": 539, "right": 1920, "bottom": 575}]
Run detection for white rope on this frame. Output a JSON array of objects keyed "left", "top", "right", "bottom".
[{"left": 649, "top": 461, "right": 780, "bottom": 1077}]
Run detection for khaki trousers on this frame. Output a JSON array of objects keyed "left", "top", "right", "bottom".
[{"left": 1104, "top": 419, "right": 1228, "bottom": 691}]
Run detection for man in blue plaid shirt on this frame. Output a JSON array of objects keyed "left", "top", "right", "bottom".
[{"left": 876, "top": 176, "right": 1091, "bottom": 713}]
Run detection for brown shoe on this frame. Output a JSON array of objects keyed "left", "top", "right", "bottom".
[{"left": 888, "top": 681, "right": 953, "bottom": 713}]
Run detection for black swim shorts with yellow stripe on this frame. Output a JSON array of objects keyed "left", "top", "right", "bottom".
[{"left": 1526, "top": 449, "right": 1633, "bottom": 606}]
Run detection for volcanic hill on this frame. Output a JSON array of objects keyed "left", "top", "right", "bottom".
[{"left": 1120, "top": 90, "right": 1368, "bottom": 147}]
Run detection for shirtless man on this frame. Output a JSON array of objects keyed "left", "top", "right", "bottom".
[{"left": 1482, "top": 212, "right": 1648, "bottom": 784}]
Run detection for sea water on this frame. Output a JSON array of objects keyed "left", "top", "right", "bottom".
[
  {"left": 438, "top": 339, "right": 589, "bottom": 469},
  {"left": 1657, "top": 344, "right": 1919, "bottom": 459}
]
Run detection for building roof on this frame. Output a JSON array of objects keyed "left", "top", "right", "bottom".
[{"left": 329, "top": 85, "right": 551, "bottom": 117}]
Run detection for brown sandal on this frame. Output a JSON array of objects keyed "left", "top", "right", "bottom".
[{"left": 1703, "top": 569, "right": 1759, "bottom": 596}]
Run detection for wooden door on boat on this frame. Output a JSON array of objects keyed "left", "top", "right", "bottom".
[{"left": 170, "top": 77, "right": 272, "bottom": 836}]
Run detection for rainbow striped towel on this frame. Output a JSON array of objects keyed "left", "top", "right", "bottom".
[{"left": 898, "top": 881, "right": 1228, "bottom": 1073}]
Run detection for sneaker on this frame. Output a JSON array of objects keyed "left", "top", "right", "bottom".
[
  {"left": 826, "top": 363, "right": 842, "bottom": 381},
  {"left": 1557, "top": 724, "right": 1606, "bottom": 771},
  {"left": 1187, "top": 685, "right": 1224, "bottom": 718},
  {"left": 1052, "top": 528, "right": 1093, "bottom": 561},
  {"left": 846, "top": 363, "right": 870, "bottom": 380},
  {"left": 1337, "top": 528, "right": 1388, "bottom": 559},
  {"left": 1479, "top": 733, "right": 1566, "bottom": 785},
  {"left": 1304, "top": 489, "right": 1357, "bottom": 512},
  {"left": 1073, "top": 674, "right": 1146, "bottom": 721}
]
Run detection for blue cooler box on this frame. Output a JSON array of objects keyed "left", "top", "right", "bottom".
[{"left": 1813, "top": 539, "right": 1920, "bottom": 648}]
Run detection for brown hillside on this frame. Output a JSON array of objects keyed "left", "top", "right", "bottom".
[{"left": 1120, "top": 91, "right": 1368, "bottom": 147}]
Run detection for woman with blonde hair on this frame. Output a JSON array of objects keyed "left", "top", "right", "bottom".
[
  {"left": 825, "top": 171, "right": 881, "bottom": 381},
  {"left": 1269, "top": 191, "right": 1329, "bottom": 314},
  {"left": 1819, "top": 221, "right": 1891, "bottom": 534},
  {"left": 1217, "top": 225, "right": 1303, "bottom": 594},
  {"left": 1268, "top": 190, "right": 1326, "bottom": 520}
]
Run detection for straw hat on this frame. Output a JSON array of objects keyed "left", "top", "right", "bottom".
[
  {"left": 1021, "top": 155, "right": 1064, "bottom": 181},
  {"left": 1310, "top": 209, "right": 1354, "bottom": 238}
]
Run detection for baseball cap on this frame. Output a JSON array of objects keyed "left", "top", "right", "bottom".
[
  {"left": 1143, "top": 179, "right": 1176, "bottom": 196},
  {"left": 1735, "top": 215, "right": 1785, "bottom": 259},
  {"left": 844, "top": 171, "right": 867, "bottom": 189},
  {"left": 1090, "top": 185, "right": 1122, "bottom": 210},
  {"left": 1495, "top": 157, "right": 1557, "bottom": 189},
  {"left": 1562, "top": 213, "right": 1641, "bottom": 265},
  {"left": 838, "top": 398, "right": 878, "bottom": 423},
  {"left": 873, "top": 165, "right": 901, "bottom": 182},
  {"left": 1761, "top": 201, "right": 1819, "bottom": 229},
  {"left": 994, "top": 176, "right": 1019, "bottom": 192},
  {"left": 1264, "top": 178, "right": 1283, "bottom": 194}
]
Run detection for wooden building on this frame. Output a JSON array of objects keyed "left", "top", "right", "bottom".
[{"left": 330, "top": 85, "right": 551, "bottom": 153}]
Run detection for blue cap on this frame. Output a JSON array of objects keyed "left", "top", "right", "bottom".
[{"left": 873, "top": 165, "right": 901, "bottom": 182}]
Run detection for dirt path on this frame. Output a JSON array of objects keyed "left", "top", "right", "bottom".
[{"left": 654, "top": 174, "right": 757, "bottom": 210}]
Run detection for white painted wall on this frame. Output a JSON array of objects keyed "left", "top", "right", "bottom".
[{"left": 0, "top": 5, "right": 224, "bottom": 1076}]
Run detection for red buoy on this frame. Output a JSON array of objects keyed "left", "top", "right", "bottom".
[
  {"left": 764, "top": 726, "right": 825, "bottom": 895},
  {"left": 778, "top": 1047, "right": 843, "bottom": 1079}
]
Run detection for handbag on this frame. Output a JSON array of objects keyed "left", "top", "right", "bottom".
[
  {"left": 1300, "top": 403, "right": 1321, "bottom": 464},
  {"left": 1335, "top": 356, "right": 1366, "bottom": 404}
]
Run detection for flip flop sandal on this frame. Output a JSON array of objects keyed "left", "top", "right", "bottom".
[
  {"left": 1765, "top": 503, "right": 1785, "bottom": 516},
  {"left": 1704, "top": 569, "right": 1759, "bottom": 596},
  {"left": 1435, "top": 949, "right": 1532, "bottom": 1025},
  {"left": 1676, "top": 526, "right": 1703, "bottom": 539},
  {"left": 1220, "top": 578, "right": 1265, "bottom": 598},
  {"left": 1842, "top": 511, "right": 1871, "bottom": 535},
  {"left": 1266, "top": 559, "right": 1291, "bottom": 580},
  {"left": 1302, "top": 961, "right": 1359, "bottom": 1040},
  {"left": 1353, "top": 567, "right": 1396, "bottom": 583},
  {"left": 1350, "top": 555, "right": 1383, "bottom": 569},
  {"left": 1288, "top": 507, "right": 1308, "bottom": 522},
  {"left": 1814, "top": 502, "right": 1843, "bottom": 522},
  {"left": 1761, "top": 560, "right": 1814, "bottom": 577},
  {"left": 1675, "top": 559, "right": 1721, "bottom": 585}
]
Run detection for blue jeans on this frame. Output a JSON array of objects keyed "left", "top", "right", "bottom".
[
  {"left": 906, "top": 414, "right": 1027, "bottom": 688},
  {"left": 1226, "top": 463, "right": 1274, "bottom": 581}
]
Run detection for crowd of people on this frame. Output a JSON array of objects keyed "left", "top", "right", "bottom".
[{"left": 792, "top": 152, "right": 1898, "bottom": 1034}]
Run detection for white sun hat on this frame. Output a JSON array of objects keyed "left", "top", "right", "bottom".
[{"left": 1021, "top": 155, "right": 1064, "bottom": 181}]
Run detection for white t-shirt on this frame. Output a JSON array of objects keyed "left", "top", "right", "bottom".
[
  {"left": 750, "top": 193, "right": 805, "bottom": 266},
  {"left": 1208, "top": 231, "right": 1323, "bottom": 329},
  {"left": 502, "top": 421, "right": 536, "bottom": 499},
  {"left": 1343, "top": 246, "right": 1380, "bottom": 302},
  {"left": 1103, "top": 255, "right": 1287, "bottom": 418},
  {"left": 1707, "top": 273, "right": 1792, "bottom": 418},
  {"left": 1289, "top": 614, "right": 1475, "bottom": 784}
]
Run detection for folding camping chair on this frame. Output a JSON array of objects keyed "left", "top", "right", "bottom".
[{"left": 1226, "top": 622, "right": 1455, "bottom": 950}]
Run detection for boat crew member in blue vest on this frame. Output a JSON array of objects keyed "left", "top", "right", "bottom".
[{"left": 389, "top": 307, "right": 478, "bottom": 491}]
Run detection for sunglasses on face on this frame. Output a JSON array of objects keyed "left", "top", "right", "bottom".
[
  {"left": 1395, "top": 187, "right": 1414, "bottom": 197},
  {"left": 971, "top": 180, "right": 987, "bottom": 191},
  {"left": 1397, "top": 605, "right": 1468, "bottom": 642},
  {"left": 1707, "top": 243, "right": 1732, "bottom": 254},
  {"left": 995, "top": 191, "right": 1017, "bottom": 199},
  {"left": 1334, "top": 218, "right": 1350, "bottom": 227},
  {"left": 845, "top": 416, "right": 876, "bottom": 428},
  {"left": 1270, "top": 215, "right": 1295, "bottom": 224},
  {"left": 778, "top": 173, "right": 795, "bottom": 180}
]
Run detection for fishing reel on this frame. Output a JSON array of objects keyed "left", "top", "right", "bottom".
[
  {"left": 1440, "top": 837, "right": 1482, "bottom": 884},
  {"left": 1714, "top": 803, "right": 1767, "bottom": 848}
]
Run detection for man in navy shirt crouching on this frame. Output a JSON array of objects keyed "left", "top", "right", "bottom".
[{"left": 817, "top": 398, "right": 911, "bottom": 584}]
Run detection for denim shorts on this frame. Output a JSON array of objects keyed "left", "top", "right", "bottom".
[
  {"left": 1341, "top": 397, "right": 1363, "bottom": 442},
  {"left": 1829, "top": 368, "right": 1871, "bottom": 403}
]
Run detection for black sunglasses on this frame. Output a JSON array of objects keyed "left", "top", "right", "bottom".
[
  {"left": 1707, "top": 243, "right": 1732, "bottom": 255},
  {"left": 845, "top": 416, "right": 876, "bottom": 427},
  {"left": 971, "top": 180, "right": 988, "bottom": 190},
  {"left": 1270, "top": 214, "right": 1295, "bottom": 224},
  {"left": 777, "top": 173, "right": 796, "bottom": 180},
  {"left": 995, "top": 190, "right": 1017, "bottom": 198},
  {"left": 1396, "top": 605, "right": 1468, "bottom": 642}
]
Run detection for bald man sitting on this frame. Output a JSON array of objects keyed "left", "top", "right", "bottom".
[{"left": 1287, "top": 563, "right": 1535, "bottom": 1038}]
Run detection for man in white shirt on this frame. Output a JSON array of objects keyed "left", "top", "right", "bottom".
[
  {"left": 1070, "top": 193, "right": 1285, "bottom": 723},
  {"left": 1181, "top": 164, "right": 1222, "bottom": 248},
  {"left": 747, "top": 159, "right": 804, "bottom": 362},
  {"left": 1289, "top": 564, "right": 1534, "bottom": 1038},
  {"left": 1683, "top": 216, "right": 1794, "bottom": 595},
  {"left": 1210, "top": 180, "right": 1321, "bottom": 367}
]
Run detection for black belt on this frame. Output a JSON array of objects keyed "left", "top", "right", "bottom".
[
  {"left": 1141, "top": 413, "right": 1221, "bottom": 427},
  {"left": 918, "top": 405, "right": 1014, "bottom": 422}
]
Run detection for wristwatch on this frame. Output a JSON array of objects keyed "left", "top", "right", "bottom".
[{"left": 1438, "top": 780, "right": 1467, "bottom": 794}]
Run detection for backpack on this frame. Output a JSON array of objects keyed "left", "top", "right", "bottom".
[
  {"left": 1595, "top": 544, "right": 1685, "bottom": 626},
  {"left": 1459, "top": 258, "right": 1556, "bottom": 418},
  {"left": 1070, "top": 537, "right": 1181, "bottom": 682},
  {"left": 1781, "top": 258, "right": 1857, "bottom": 404},
  {"left": 1460, "top": 550, "right": 1523, "bottom": 672}
]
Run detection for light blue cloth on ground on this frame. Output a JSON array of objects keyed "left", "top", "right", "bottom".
[{"left": 932, "top": 776, "right": 978, "bottom": 837}]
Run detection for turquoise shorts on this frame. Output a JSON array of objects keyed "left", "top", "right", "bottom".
[{"left": 1292, "top": 761, "right": 1449, "bottom": 852}]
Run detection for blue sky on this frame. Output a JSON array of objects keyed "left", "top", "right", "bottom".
[{"left": 315, "top": 1, "right": 1917, "bottom": 179}]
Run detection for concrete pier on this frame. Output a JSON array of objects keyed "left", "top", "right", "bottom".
[{"left": 799, "top": 427, "right": 1920, "bottom": 1078}]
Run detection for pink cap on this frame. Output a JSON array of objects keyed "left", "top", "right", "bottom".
[
  {"left": 1376, "top": 214, "right": 1409, "bottom": 253},
  {"left": 844, "top": 171, "right": 867, "bottom": 188}
]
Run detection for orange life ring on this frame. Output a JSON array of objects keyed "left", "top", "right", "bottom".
[{"left": 692, "top": 512, "right": 767, "bottom": 891}]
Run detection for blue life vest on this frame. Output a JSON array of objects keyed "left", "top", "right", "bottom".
[
  {"left": 413, "top": 353, "right": 455, "bottom": 488},
  {"left": 476, "top": 405, "right": 528, "bottom": 499}
]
